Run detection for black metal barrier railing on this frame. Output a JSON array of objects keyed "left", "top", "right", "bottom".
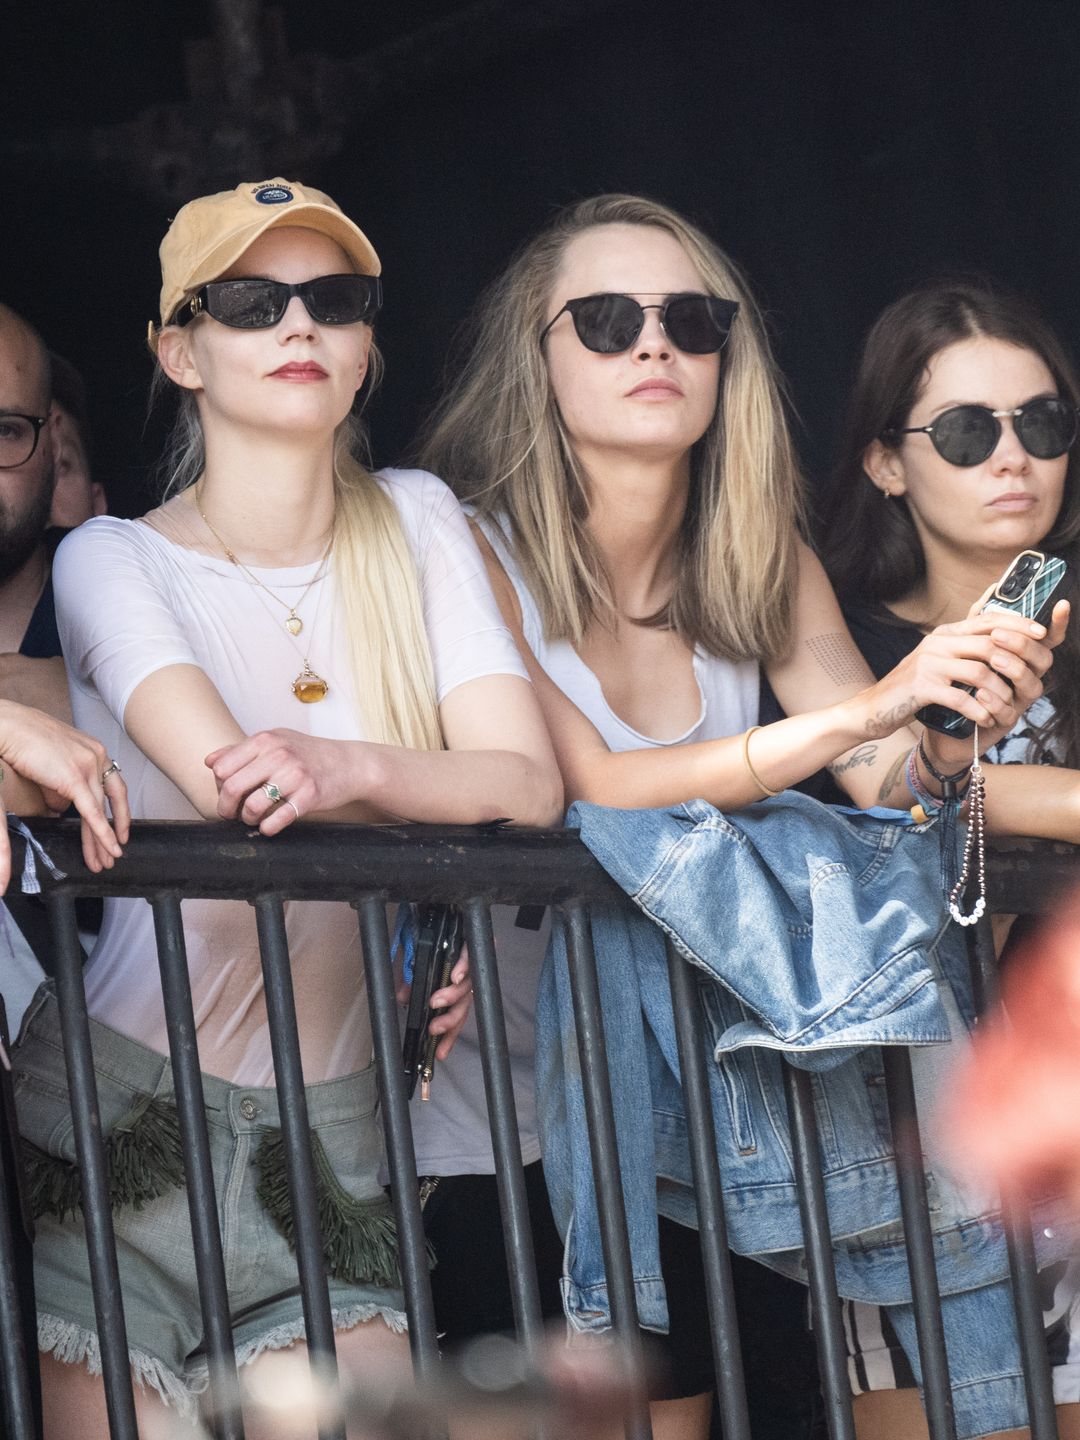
[{"left": 2, "top": 821, "right": 1078, "bottom": 1440}]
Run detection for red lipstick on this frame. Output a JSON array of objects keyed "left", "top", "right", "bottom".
[{"left": 270, "top": 361, "right": 328, "bottom": 381}]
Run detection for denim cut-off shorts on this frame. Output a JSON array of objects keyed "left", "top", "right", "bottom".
[{"left": 13, "top": 985, "right": 406, "bottom": 1418}]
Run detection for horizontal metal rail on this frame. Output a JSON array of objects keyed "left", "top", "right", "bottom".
[
  {"left": 12, "top": 818, "right": 627, "bottom": 905},
  {"left": 1, "top": 820, "right": 1076, "bottom": 1440}
]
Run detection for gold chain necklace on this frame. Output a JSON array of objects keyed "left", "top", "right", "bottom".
[
  {"left": 196, "top": 488, "right": 332, "bottom": 637},
  {"left": 196, "top": 486, "right": 333, "bottom": 703}
]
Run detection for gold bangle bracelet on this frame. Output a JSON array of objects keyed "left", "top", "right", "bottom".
[{"left": 742, "top": 725, "right": 781, "bottom": 798}]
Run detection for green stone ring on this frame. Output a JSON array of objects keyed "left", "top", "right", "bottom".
[{"left": 262, "top": 781, "right": 284, "bottom": 804}]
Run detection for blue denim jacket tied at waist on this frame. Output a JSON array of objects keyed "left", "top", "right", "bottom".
[{"left": 536, "top": 792, "right": 1067, "bottom": 1333}]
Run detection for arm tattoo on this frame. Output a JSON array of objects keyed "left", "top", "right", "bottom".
[
  {"left": 804, "top": 632, "right": 870, "bottom": 687},
  {"left": 876, "top": 752, "right": 909, "bottom": 806},
  {"left": 865, "top": 697, "right": 918, "bottom": 737},
  {"left": 826, "top": 742, "right": 878, "bottom": 776}
]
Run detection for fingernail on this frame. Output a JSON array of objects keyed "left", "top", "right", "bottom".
[
  {"left": 1029, "top": 622, "right": 1046, "bottom": 635},
  {"left": 989, "top": 655, "right": 1008, "bottom": 670}
]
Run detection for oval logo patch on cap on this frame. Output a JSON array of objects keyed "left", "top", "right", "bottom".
[{"left": 254, "top": 184, "right": 294, "bottom": 205}]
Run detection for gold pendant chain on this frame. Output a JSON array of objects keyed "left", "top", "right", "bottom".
[
  {"left": 196, "top": 487, "right": 332, "bottom": 637},
  {"left": 195, "top": 485, "right": 333, "bottom": 703}
]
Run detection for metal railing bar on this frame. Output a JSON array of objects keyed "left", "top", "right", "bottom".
[
  {"left": 559, "top": 903, "right": 653, "bottom": 1440},
  {"left": 1002, "top": 1194, "right": 1059, "bottom": 1440},
  {"left": 963, "top": 839, "right": 1080, "bottom": 915},
  {"left": 24, "top": 820, "right": 626, "bottom": 907},
  {"left": 355, "top": 895, "right": 442, "bottom": 1384},
  {"left": 46, "top": 893, "right": 139, "bottom": 1440},
  {"left": 0, "top": 1094, "right": 37, "bottom": 1440},
  {"left": 881, "top": 1048, "right": 956, "bottom": 1440},
  {"left": 462, "top": 898, "right": 545, "bottom": 1350},
  {"left": 782, "top": 1062, "right": 856, "bottom": 1440},
  {"left": 150, "top": 894, "right": 244, "bottom": 1440},
  {"left": 969, "top": 912, "right": 1001, "bottom": 1016},
  {"left": 252, "top": 893, "right": 342, "bottom": 1440},
  {"left": 665, "top": 946, "right": 752, "bottom": 1440}
]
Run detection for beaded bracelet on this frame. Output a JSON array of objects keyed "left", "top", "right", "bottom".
[{"left": 905, "top": 745, "right": 946, "bottom": 814}]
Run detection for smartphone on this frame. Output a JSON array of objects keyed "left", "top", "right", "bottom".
[
  {"left": 916, "top": 549, "right": 1070, "bottom": 738},
  {"left": 402, "top": 905, "right": 466, "bottom": 1101}
]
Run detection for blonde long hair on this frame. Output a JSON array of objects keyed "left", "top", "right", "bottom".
[
  {"left": 155, "top": 349, "right": 442, "bottom": 751},
  {"left": 419, "top": 194, "right": 805, "bottom": 662}
]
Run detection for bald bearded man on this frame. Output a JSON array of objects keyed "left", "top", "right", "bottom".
[{"left": 0, "top": 304, "right": 70, "bottom": 724}]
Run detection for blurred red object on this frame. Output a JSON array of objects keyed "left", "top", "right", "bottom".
[{"left": 946, "top": 896, "right": 1080, "bottom": 1207}]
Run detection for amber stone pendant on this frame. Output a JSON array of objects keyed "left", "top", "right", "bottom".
[{"left": 292, "top": 664, "right": 329, "bottom": 703}]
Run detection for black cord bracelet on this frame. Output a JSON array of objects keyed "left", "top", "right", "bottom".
[{"left": 916, "top": 737, "right": 973, "bottom": 788}]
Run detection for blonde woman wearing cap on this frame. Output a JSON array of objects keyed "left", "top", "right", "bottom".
[
  {"left": 418, "top": 195, "right": 1067, "bottom": 1440},
  {"left": 13, "top": 179, "right": 561, "bottom": 1438}
]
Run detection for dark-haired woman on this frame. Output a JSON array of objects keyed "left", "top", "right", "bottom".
[{"left": 820, "top": 279, "right": 1080, "bottom": 1440}]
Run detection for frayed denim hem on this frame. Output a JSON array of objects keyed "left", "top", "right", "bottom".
[
  {"left": 38, "top": 1311, "right": 202, "bottom": 1419},
  {"left": 227, "top": 1302, "right": 409, "bottom": 1373},
  {"left": 39, "top": 1303, "right": 409, "bottom": 1417}
]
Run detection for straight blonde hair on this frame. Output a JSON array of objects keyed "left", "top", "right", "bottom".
[
  {"left": 419, "top": 194, "right": 805, "bottom": 662},
  {"left": 155, "top": 350, "right": 442, "bottom": 751}
]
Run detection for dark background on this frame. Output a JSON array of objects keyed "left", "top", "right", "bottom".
[{"left": 4, "top": 0, "right": 1080, "bottom": 517}]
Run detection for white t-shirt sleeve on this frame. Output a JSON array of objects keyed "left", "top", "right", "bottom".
[
  {"left": 381, "top": 469, "right": 528, "bottom": 702},
  {"left": 54, "top": 519, "right": 201, "bottom": 724}
]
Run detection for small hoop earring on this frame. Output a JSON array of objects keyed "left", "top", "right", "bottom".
[{"left": 881, "top": 488, "right": 893, "bottom": 500}]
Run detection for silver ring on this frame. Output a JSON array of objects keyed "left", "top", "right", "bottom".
[
  {"left": 283, "top": 799, "right": 300, "bottom": 823},
  {"left": 262, "top": 781, "right": 283, "bottom": 804},
  {"left": 101, "top": 761, "right": 122, "bottom": 784}
]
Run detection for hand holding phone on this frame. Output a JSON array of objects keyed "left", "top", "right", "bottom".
[
  {"left": 917, "top": 549, "right": 1069, "bottom": 738},
  {"left": 402, "top": 905, "right": 466, "bottom": 1101}
]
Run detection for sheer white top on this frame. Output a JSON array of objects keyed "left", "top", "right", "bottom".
[
  {"left": 407, "top": 511, "right": 760, "bottom": 1175},
  {"left": 53, "top": 469, "right": 527, "bottom": 1086}
]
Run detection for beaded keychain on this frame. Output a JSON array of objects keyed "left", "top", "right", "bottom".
[{"left": 947, "top": 725, "right": 987, "bottom": 926}]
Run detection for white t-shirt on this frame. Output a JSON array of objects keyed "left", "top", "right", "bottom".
[
  {"left": 407, "top": 512, "right": 760, "bottom": 1175},
  {"left": 53, "top": 469, "right": 527, "bottom": 1087}
]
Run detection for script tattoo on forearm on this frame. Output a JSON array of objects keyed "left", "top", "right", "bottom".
[
  {"left": 826, "top": 743, "right": 878, "bottom": 776},
  {"left": 805, "top": 632, "right": 870, "bottom": 687},
  {"left": 864, "top": 697, "right": 918, "bottom": 737},
  {"left": 876, "top": 752, "right": 909, "bottom": 806}
]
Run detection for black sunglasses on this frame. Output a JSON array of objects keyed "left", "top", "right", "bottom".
[
  {"left": 540, "top": 292, "right": 739, "bottom": 355},
  {"left": 172, "top": 274, "right": 382, "bottom": 330},
  {"left": 886, "top": 396, "right": 1078, "bottom": 467}
]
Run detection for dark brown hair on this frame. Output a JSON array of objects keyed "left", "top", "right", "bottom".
[{"left": 821, "top": 280, "right": 1080, "bottom": 766}]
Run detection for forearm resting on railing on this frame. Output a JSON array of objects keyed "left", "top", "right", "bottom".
[
  {"left": 321, "top": 742, "right": 565, "bottom": 828},
  {"left": 983, "top": 763, "right": 1080, "bottom": 842},
  {"left": 554, "top": 698, "right": 918, "bottom": 812}
]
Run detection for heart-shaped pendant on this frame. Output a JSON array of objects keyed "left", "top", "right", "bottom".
[{"left": 286, "top": 615, "right": 303, "bottom": 636}]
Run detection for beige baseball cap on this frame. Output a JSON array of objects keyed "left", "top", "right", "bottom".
[{"left": 154, "top": 178, "right": 381, "bottom": 333}]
